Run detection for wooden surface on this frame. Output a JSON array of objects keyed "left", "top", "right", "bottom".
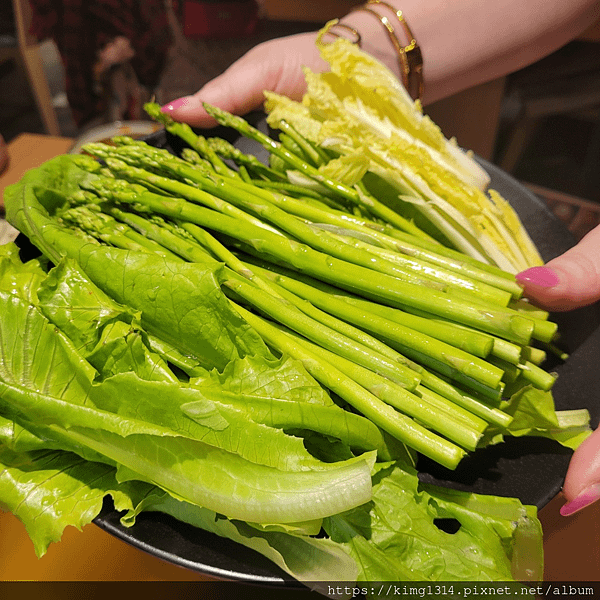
[
  {"left": 0, "top": 134, "right": 599, "bottom": 583},
  {"left": 0, "top": 134, "right": 73, "bottom": 204}
]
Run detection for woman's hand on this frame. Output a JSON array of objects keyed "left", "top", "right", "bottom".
[
  {"left": 561, "top": 428, "right": 600, "bottom": 515},
  {"left": 516, "top": 224, "right": 600, "bottom": 311},
  {"left": 160, "top": 32, "right": 327, "bottom": 128},
  {"left": 517, "top": 226, "right": 600, "bottom": 515}
]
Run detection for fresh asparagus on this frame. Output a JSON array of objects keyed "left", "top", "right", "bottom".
[
  {"left": 232, "top": 303, "right": 467, "bottom": 470},
  {"left": 85, "top": 165, "right": 543, "bottom": 346},
  {"left": 69, "top": 118, "right": 566, "bottom": 472}
]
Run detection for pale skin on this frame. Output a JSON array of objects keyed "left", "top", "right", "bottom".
[{"left": 161, "top": 0, "right": 600, "bottom": 514}]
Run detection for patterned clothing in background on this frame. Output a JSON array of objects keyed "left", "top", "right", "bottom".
[{"left": 28, "top": 0, "right": 172, "bottom": 127}]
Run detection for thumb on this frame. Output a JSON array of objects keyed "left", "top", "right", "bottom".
[
  {"left": 516, "top": 224, "right": 600, "bottom": 311},
  {"left": 160, "top": 32, "right": 325, "bottom": 128},
  {"left": 560, "top": 426, "right": 600, "bottom": 516},
  {"left": 159, "top": 61, "right": 272, "bottom": 128}
]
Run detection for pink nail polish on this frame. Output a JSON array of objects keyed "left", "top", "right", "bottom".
[
  {"left": 160, "top": 97, "right": 190, "bottom": 113},
  {"left": 560, "top": 483, "right": 600, "bottom": 516},
  {"left": 515, "top": 266, "right": 560, "bottom": 288}
]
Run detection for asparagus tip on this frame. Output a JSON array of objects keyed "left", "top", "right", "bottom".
[{"left": 144, "top": 102, "right": 173, "bottom": 127}]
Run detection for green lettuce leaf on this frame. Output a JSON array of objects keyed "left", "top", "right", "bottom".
[
  {"left": 4, "top": 156, "right": 272, "bottom": 371},
  {"left": 482, "top": 386, "right": 591, "bottom": 450},
  {"left": 323, "top": 462, "right": 541, "bottom": 585},
  {"left": 36, "top": 258, "right": 177, "bottom": 382},
  {"left": 0, "top": 444, "right": 149, "bottom": 557},
  {"left": 122, "top": 490, "right": 360, "bottom": 585},
  {"left": 0, "top": 257, "right": 374, "bottom": 524},
  {"left": 184, "top": 355, "right": 390, "bottom": 457}
]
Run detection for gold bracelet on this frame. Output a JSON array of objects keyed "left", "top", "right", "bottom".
[
  {"left": 322, "top": 1, "right": 423, "bottom": 102},
  {"left": 320, "top": 21, "right": 362, "bottom": 45}
]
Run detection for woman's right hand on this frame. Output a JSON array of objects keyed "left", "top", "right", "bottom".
[{"left": 160, "top": 32, "right": 327, "bottom": 128}]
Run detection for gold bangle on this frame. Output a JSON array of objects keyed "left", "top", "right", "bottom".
[
  {"left": 377, "top": 1, "right": 423, "bottom": 101},
  {"left": 334, "top": 1, "right": 423, "bottom": 102},
  {"left": 320, "top": 21, "right": 362, "bottom": 46}
]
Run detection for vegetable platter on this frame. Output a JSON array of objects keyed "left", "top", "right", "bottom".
[{"left": 1, "top": 32, "right": 598, "bottom": 593}]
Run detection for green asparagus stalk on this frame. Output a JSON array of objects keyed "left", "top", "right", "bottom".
[
  {"left": 82, "top": 145, "right": 284, "bottom": 237},
  {"left": 221, "top": 275, "right": 421, "bottom": 391},
  {"left": 521, "top": 346, "right": 548, "bottom": 366},
  {"left": 86, "top": 167, "right": 541, "bottom": 346},
  {"left": 79, "top": 168, "right": 520, "bottom": 418},
  {"left": 244, "top": 261, "right": 512, "bottom": 426},
  {"left": 543, "top": 342, "right": 570, "bottom": 362},
  {"left": 59, "top": 204, "right": 180, "bottom": 259},
  {"left": 177, "top": 231, "right": 511, "bottom": 427},
  {"left": 142, "top": 103, "right": 238, "bottom": 179},
  {"left": 97, "top": 148, "right": 464, "bottom": 294},
  {"left": 518, "top": 360, "right": 557, "bottom": 391},
  {"left": 183, "top": 103, "right": 436, "bottom": 239},
  {"left": 97, "top": 145, "right": 523, "bottom": 311},
  {"left": 276, "top": 119, "right": 329, "bottom": 167},
  {"left": 199, "top": 103, "right": 359, "bottom": 203},
  {"left": 105, "top": 206, "right": 216, "bottom": 265},
  {"left": 94, "top": 201, "right": 507, "bottom": 436},
  {"left": 315, "top": 226, "right": 513, "bottom": 307},
  {"left": 206, "top": 176, "right": 524, "bottom": 299},
  {"left": 243, "top": 261, "right": 505, "bottom": 391},
  {"left": 232, "top": 302, "right": 467, "bottom": 470},
  {"left": 201, "top": 139, "right": 288, "bottom": 182},
  {"left": 280, "top": 326, "right": 487, "bottom": 451}
]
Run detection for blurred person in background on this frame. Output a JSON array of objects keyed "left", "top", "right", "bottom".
[{"left": 28, "top": 0, "right": 172, "bottom": 128}]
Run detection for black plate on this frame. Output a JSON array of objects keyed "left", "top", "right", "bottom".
[{"left": 92, "top": 124, "right": 600, "bottom": 585}]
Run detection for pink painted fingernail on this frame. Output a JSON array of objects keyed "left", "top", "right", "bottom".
[
  {"left": 160, "top": 97, "right": 190, "bottom": 113},
  {"left": 560, "top": 483, "right": 600, "bottom": 516},
  {"left": 515, "top": 266, "right": 560, "bottom": 288}
]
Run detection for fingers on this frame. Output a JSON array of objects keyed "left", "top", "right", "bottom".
[
  {"left": 516, "top": 224, "right": 600, "bottom": 311},
  {"left": 160, "top": 58, "right": 273, "bottom": 128},
  {"left": 560, "top": 426, "right": 600, "bottom": 516},
  {"left": 160, "top": 32, "right": 326, "bottom": 128}
]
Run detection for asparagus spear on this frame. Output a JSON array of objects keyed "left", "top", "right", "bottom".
[
  {"left": 98, "top": 147, "right": 490, "bottom": 300},
  {"left": 243, "top": 261, "right": 505, "bottom": 392},
  {"left": 279, "top": 325, "right": 487, "bottom": 451},
  {"left": 276, "top": 119, "right": 330, "bottom": 167},
  {"left": 77, "top": 170, "right": 517, "bottom": 410},
  {"left": 156, "top": 101, "right": 434, "bottom": 239},
  {"left": 82, "top": 142, "right": 284, "bottom": 238},
  {"left": 171, "top": 226, "right": 511, "bottom": 427},
  {"left": 96, "top": 145, "right": 532, "bottom": 317},
  {"left": 105, "top": 206, "right": 216, "bottom": 265},
  {"left": 202, "top": 138, "right": 288, "bottom": 182},
  {"left": 96, "top": 200, "right": 506, "bottom": 446},
  {"left": 59, "top": 204, "right": 180, "bottom": 260},
  {"left": 232, "top": 302, "right": 467, "bottom": 470},
  {"left": 86, "top": 140, "right": 523, "bottom": 310},
  {"left": 222, "top": 275, "right": 422, "bottom": 391},
  {"left": 84, "top": 166, "right": 542, "bottom": 346}
]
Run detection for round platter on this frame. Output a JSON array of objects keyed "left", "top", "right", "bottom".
[{"left": 92, "top": 124, "right": 600, "bottom": 586}]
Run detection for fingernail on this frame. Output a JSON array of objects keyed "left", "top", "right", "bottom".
[
  {"left": 515, "top": 266, "right": 560, "bottom": 288},
  {"left": 160, "top": 97, "right": 190, "bottom": 113},
  {"left": 560, "top": 483, "right": 600, "bottom": 516}
]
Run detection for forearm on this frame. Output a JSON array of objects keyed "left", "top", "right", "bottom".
[{"left": 338, "top": 0, "right": 600, "bottom": 104}]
